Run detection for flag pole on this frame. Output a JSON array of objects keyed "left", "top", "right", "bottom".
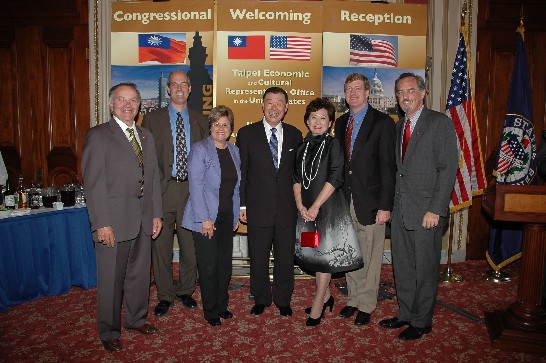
[
  {"left": 440, "top": 2, "right": 471, "bottom": 284},
  {"left": 440, "top": 210, "right": 463, "bottom": 282}
]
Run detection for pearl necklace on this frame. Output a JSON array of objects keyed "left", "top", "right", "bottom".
[{"left": 301, "top": 135, "right": 327, "bottom": 190}]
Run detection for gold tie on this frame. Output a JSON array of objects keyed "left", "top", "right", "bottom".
[
  {"left": 127, "top": 128, "right": 144, "bottom": 167},
  {"left": 127, "top": 128, "right": 144, "bottom": 197}
]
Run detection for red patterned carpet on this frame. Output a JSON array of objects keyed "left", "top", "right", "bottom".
[{"left": 1, "top": 260, "right": 544, "bottom": 362}]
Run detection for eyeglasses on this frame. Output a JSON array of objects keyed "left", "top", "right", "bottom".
[
  {"left": 212, "top": 122, "right": 231, "bottom": 129},
  {"left": 169, "top": 81, "right": 190, "bottom": 89}
]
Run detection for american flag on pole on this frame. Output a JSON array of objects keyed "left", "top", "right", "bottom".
[
  {"left": 349, "top": 34, "right": 397, "bottom": 67},
  {"left": 445, "top": 31, "right": 487, "bottom": 212},
  {"left": 269, "top": 35, "right": 311, "bottom": 61}
]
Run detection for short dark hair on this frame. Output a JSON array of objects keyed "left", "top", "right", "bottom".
[
  {"left": 208, "top": 105, "right": 234, "bottom": 130},
  {"left": 304, "top": 98, "right": 336, "bottom": 127},
  {"left": 263, "top": 87, "right": 288, "bottom": 103},
  {"left": 395, "top": 72, "right": 426, "bottom": 92},
  {"left": 344, "top": 73, "right": 370, "bottom": 91},
  {"left": 108, "top": 82, "right": 141, "bottom": 102}
]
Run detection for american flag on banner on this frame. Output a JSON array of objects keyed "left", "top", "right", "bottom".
[
  {"left": 269, "top": 35, "right": 311, "bottom": 61},
  {"left": 445, "top": 31, "right": 487, "bottom": 212},
  {"left": 349, "top": 34, "right": 397, "bottom": 67}
]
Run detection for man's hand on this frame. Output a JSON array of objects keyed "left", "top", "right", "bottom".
[
  {"left": 422, "top": 212, "right": 439, "bottom": 229},
  {"left": 97, "top": 226, "right": 115, "bottom": 247},
  {"left": 152, "top": 218, "right": 163, "bottom": 239},
  {"left": 375, "top": 210, "right": 391, "bottom": 225},
  {"left": 239, "top": 210, "right": 247, "bottom": 223},
  {"left": 202, "top": 220, "right": 215, "bottom": 239}
]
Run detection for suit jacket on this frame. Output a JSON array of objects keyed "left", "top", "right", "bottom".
[
  {"left": 236, "top": 120, "right": 302, "bottom": 227},
  {"left": 141, "top": 106, "right": 209, "bottom": 194},
  {"left": 334, "top": 106, "right": 397, "bottom": 226},
  {"left": 82, "top": 119, "right": 162, "bottom": 242},
  {"left": 394, "top": 107, "right": 459, "bottom": 230},
  {"left": 182, "top": 136, "right": 241, "bottom": 232}
]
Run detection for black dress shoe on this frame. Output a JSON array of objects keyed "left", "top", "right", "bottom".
[
  {"left": 398, "top": 325, "right": 432, "bottom": 340},
  {"left": 354, "top": 311, "right": 371, "bottom": 326},
  {"left": 126, "top": 323, "right": 159, "bottom": 335},
  {"left": 177, "top": 294, "right": 197, "bottom": 309},
  {"left": 250, "top": 304, "right": 266, "bottom": 315},
  {"left": 219, "top": 310, "right": 233, "bottom": 319},
  {"left": 207, "top": 318, "right": 221, "bottom": 326},
  {"left": 339, "top": 305, "right": 358, "bottom": 318},
  {"left": 154, "top": 300, "right": 173, "bottom": 317},
  {"left": 379, "top": 317, "right": 410, "bottom": 329},
  {"left": 279, "top": 306, "right": 293, "bottom": 317},
  {"left": 101, "top": 339, "right": 122, "bottom": 352}
]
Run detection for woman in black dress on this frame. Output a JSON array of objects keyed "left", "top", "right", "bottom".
[{"left": 293, "top": 98, "right": 363, "bottom": 326}]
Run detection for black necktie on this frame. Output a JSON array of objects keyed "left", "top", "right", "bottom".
[{"left": 175, "top": 112, "right": 188, "bottom": 180}]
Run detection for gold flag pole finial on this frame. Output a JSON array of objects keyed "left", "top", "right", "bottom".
[
  {"left": 517, "top": 5, "right": 525, "bottom": 40},
  {"left": 461, "top": 1, "right": 468, "bottom": 28}
]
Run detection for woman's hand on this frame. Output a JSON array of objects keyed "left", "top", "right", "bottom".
[
  {"left": 201, "top": 220, "right": 215, "bottom": 239},
  {"left": 306, "top": 205, "right": 320, "bottom": 222}
]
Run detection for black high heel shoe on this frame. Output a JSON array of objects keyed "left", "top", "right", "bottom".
[
  {"left": 306, "top": 315, "right": 322, "bottom": 326},
  {"left": 304, "top": 296, "right": 335, "bottom": 316}
]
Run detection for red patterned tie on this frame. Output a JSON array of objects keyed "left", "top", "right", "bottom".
[
  {"left": 345, "top": 115, "right": 354, "bottom": 161},
  {"left": 402, "top": 118, "right": 411, "bottom": 160}
]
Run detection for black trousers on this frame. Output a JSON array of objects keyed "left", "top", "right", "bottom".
[{"left": 193, "top": 211, "right": 234, "bottom": 320}]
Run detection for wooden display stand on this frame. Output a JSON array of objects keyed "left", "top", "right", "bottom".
[{"left": 482, "top": 185, "right": 546, "bottom": 355}]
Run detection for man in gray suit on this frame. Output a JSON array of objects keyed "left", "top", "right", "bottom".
[
  {"left": 82, "top": 82, "right": 163, "bottom": 352},
  {"left": 142, "top": 70, "right": 209, "bottom": 317},
  {"left": 379, "top": 73, "right": 458, "bottom": 340}
]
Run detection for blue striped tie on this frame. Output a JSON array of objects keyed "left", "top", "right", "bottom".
[{"left": 269, "top": 128, "right": 278, "bottom": 170}]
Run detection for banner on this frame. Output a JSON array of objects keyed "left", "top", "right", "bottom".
[
  {"left": 487, "top": 25, "right": 536, "bottom": 270},
  {"left": 322, "top": 2, "right": 427, "bottom": 122},
  {"left": 215, "top": 0, "right": 323, "bottom": 134},
  {"left": 111, "top": 1, "right": 215, "bottom": 118},
  {"left": 445, "top": 30, "right": 487, "bottom": 212}
]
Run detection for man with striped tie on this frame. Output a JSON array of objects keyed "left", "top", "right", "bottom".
[
  {"left": 334, "top": 73, "right": 396, "bottom": 327},
  {"left": 236, "top": 87, "right": 302, "bottom": 318},
  {"left": 82, "top": 82, "right": 163, "bottom": 352}
]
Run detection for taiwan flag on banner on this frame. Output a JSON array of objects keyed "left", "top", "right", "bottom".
[
  {"left": 228, "top": 35, "right": 265, "bottom": 60},
  {"left": 138, "top": 34, "right": 186, "bottom": 64}
]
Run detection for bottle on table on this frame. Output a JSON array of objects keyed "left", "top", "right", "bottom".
[
  {"left": 4, "top": 179, "right": 15, "bottom": 210},
  {"left": 16, "top": 176, "right": 28, "bottom": 209},
  {"left": 28, "top": 180, "right": 41, "bottom": 209}
]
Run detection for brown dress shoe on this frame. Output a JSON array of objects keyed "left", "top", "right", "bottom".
[
  {"left": 127, "top": 323, "right": 159, "bottom": 335},
  {"left": 102, "top": 339, "right": 123, "bottom": 352}
]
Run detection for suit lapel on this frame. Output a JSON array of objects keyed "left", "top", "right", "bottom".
[
  {"left": 352, "top": 108, "right": 373, "bottom": 158},
  {"left": 404, "top": 109, "right": 428, "bottom": 163}
]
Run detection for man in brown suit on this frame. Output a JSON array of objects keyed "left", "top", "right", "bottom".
[
  {"left": 142, "top": 70, "right": 209, "bottom": 317},
  {"left": 82, "top": 82, "right": 163, "bottom": 352}
]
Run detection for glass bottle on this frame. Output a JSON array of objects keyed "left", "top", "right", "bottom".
[
  {"left": 3, "top": 179, "right": 15, "bottom": 209},
  {"left": 16, "top": 176, "right": 28, "bottom": 209},
  {"left": 29, "top": 180, "right": 41, "bottom": 209}
]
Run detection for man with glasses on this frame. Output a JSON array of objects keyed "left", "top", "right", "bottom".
[
  {"left": 142, "top": 70, "right": 208, "bottom": 317},
  {"left": 334, "top": 73, "right": 396, "bottom": 327}
]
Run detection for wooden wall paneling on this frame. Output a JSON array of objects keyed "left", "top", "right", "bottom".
[
  {"left": 0, "top": 30, "right": 20, "bottom": 190},
  {"left": 44, "top": 26, "right": 78, "bottom": 187},
  {"left": 73, "top": 25, "right": 91, "bottom": 182},
  {"left": 15, "top": 26, "right": 48, "bottom": 188}
]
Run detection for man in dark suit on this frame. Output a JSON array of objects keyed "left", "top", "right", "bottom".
[
  {"left": 236, "top": 87, "right": 302, "bottom": 317},
  {"left": 142, "top": 70, "right": 209, "bottom": 317},
  {"left": 379, "top": 73, "right": 458, "bottom": 340},
  {"left": 334, "top": 73, "right": 396, "bottom": 326},
  {"left": 82, "top": 82, "right": 163, "bottom": 352}
]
